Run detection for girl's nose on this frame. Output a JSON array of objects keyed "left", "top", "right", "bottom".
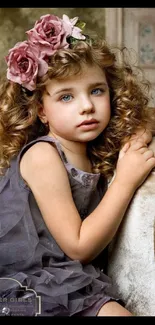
[{"left": 79, "top": 97, "right": 95, "bottom": 115}]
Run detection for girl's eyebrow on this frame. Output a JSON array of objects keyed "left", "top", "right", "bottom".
[
  {"left": 90, "top": 82, "right": 108, "bottom": 88},
  {"left": 46, "top": 87, "right": 73, "bottom": 97},
  {"left": 49, "top": 82, "right": 108, "bottom": 96},
  {"left": 54, "top": 88, "right": 74, "bottom": 95}
]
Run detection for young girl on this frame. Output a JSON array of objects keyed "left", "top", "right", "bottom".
[{"left": 0, "top": 13, "right": 154, "bottom": 317}]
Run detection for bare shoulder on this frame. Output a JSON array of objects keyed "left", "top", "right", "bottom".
[
  {"left": 20, "top": 141, "right": 59, "bottom": 165},
  {"left": 20, "top": 140, "right": 65, "bottom": 181}
]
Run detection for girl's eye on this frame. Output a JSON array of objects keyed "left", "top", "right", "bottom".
[
  {"left": 91, "top": 88, "right": 104, "bottom": 95},
  {"left": 60, "top": 94, "right": 73, "bottom": 102}
]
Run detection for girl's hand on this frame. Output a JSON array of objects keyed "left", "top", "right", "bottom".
[
  {"left": 129, "top": 128, "right": 152, "bottom": 146},
  {"left": 115, "top": 140, "right": 155, "bottom": 190}
]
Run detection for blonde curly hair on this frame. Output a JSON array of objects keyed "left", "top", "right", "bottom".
[{"left": 0, "top": 40, "right": 151, "bottom": 178}]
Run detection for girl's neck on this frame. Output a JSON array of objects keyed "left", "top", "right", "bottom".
[{"left": 49, "top": 132, "right": 92, "bottom": 173}]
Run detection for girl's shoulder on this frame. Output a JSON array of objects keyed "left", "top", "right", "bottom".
[
  {"left": 0, "top": 135, "right": 62, "bottom": 192},
  {"left": 18, "top": 135, "right": 66, "bottom": 165}
]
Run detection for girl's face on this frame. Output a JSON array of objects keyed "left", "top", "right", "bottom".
[{"left": 40, "top": 64, "right": 111, "bottom": 144}]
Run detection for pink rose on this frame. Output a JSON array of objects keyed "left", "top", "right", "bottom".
[
  {"left": 6, "top": 41, "right": 48, "bottom": 91},
  {"left": 26, "top": 14, "right": 71, "bottom": 59}
]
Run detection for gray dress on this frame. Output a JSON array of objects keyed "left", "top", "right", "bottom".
[{"left": 0, "top": 135, "right": 121, "bottom": 316}]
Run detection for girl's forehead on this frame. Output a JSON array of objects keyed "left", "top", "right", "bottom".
[
  {"left": 47, "top": 64, "right": 106, "bottom": 86},
  {"left": 45, "top": 66, "right": 107, "bottom": 96}
]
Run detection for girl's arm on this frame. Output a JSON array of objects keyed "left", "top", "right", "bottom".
[
  {"left": 130, "top": 107, "right": 155, "bottom": 144},
  {"left": 20, "top": 141, "right": 155, "bottom": 264},
  {"left": 129, "top": 128, "right": 152, "bottom": 145}
]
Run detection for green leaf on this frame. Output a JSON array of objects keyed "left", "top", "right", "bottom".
[
  {"left": 67, "top": 36, "right": 79, "bottom": 45},
  {"left": 75, "top": 20, "right": 86, "bottom": 30}
]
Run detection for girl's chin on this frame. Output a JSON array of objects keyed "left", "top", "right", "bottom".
[{"left": 77, "top": 135, "right": 101, "bottom": 142}]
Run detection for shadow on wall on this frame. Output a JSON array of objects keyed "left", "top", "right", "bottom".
[{"left": 0, "top": 7, "right": 105, "bottom": 77}]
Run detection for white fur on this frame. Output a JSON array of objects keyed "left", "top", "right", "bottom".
[{"left": 107, "top": 138, "right": 155, "bottom": 316}]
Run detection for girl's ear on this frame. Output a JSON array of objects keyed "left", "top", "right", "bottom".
[{"left": 38, "top": 105, "right": 48, "bottom": 124}]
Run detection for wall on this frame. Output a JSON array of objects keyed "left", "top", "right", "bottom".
[{"left": 0, "top": 8, "right": 105, "bottom": 77}]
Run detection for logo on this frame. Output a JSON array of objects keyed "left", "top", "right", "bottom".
[{"left": 0, "top": 278, "right": 41, "bottom": 316}]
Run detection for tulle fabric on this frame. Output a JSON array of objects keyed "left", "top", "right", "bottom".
[{"left": 0, "top": 135, "right": 120, "bottom": 316}]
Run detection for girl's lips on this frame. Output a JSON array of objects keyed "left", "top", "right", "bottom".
[
  {"left": 78, "top": 122, "right": 99, "bottom": 130},
  {"left": 78, "top": 119, "right": 98, "bottom": 127}
]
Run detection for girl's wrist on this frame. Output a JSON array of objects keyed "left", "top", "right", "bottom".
[{"left": 112, "top": 176, "right": 136, "bottom": 195}]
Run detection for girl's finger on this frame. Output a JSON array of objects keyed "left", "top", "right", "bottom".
[
  {"left": 119, "top": 142, "right": 130, "bottom": 159},
  {"left": 143, "top": 149, "right": 154, "bottom": 161}
]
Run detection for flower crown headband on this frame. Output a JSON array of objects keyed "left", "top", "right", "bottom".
[{"left": 5, "top": 14, "right": 91, "bottom": 91}]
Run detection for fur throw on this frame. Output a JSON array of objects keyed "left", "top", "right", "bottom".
[{"left": 107, "top": 137, "right": 155, "bottom": 316}]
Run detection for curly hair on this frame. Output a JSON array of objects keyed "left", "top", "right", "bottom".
[{"left": 0, "top": 39, "right": 151, "bottom": 178}]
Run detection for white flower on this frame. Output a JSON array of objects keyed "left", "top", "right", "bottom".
[{"left": 62, "top": 14, "right": 86, "bottom": 40}]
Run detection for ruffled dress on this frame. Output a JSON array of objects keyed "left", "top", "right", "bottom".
[{"left": 0, "top": 135, "right": 121, "bottom": 316}]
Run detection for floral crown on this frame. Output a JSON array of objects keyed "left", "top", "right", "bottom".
[{"left": 5, "top": 14, "right": 90, "bottom": 91}]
